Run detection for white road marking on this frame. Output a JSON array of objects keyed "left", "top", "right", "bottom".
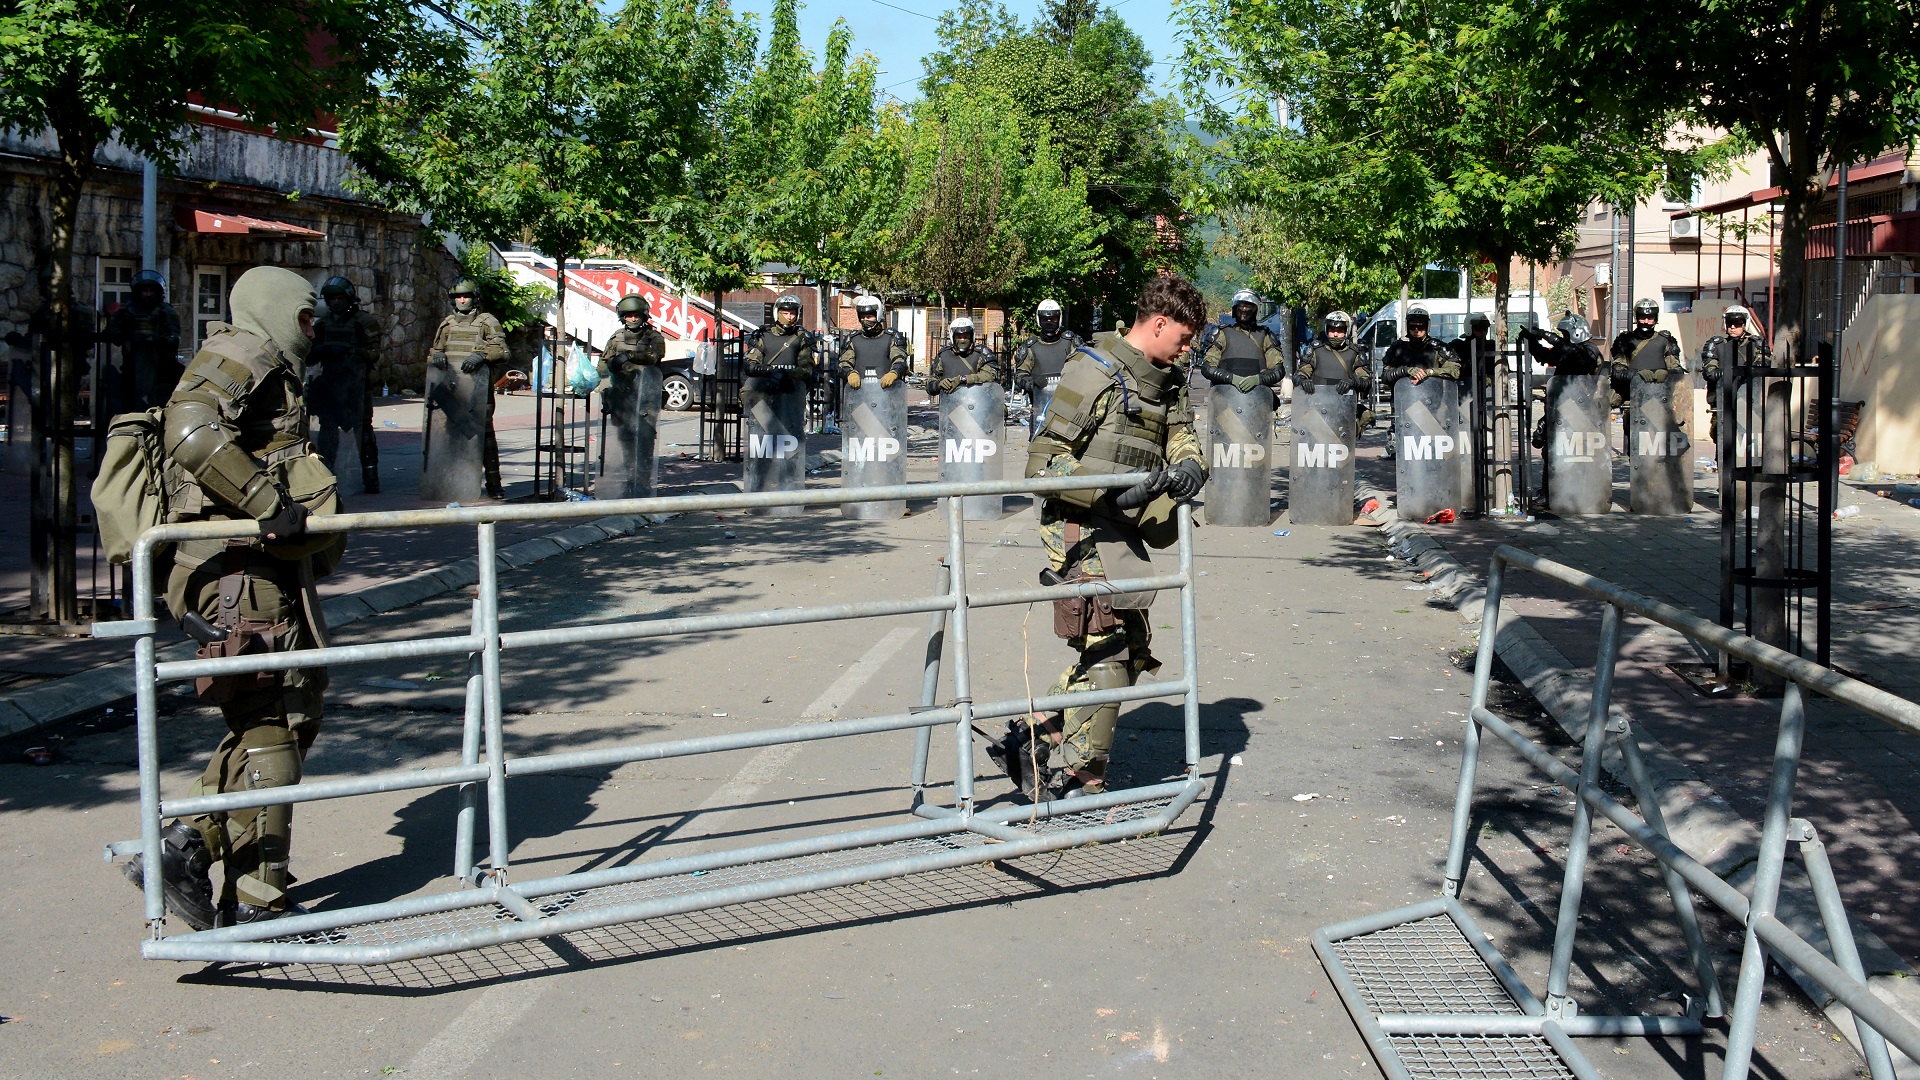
[{"left": 404, "top": 981, "right": 548, "bottom": 1079}]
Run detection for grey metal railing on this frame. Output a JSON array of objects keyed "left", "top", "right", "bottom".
[
  {"left": 95, "top": 473, "right": 1208, "bottom": 965},
  {"left": 1431, "top": 544, "right": 1920, "bottom": 1078}
]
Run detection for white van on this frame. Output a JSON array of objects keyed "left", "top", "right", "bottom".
[{"left": 1352, "top": 295, "right": 1553, "bottom": 364}]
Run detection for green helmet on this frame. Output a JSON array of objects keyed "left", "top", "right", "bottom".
[
  {"left": 616, "top": 294, "right": 650, "bottom": 319},
  {"left": 321, "top": 275, "right": 355, "bottom": 301},
  {"left": 449, "top": 277, "right": 480, "bottom": 298}
]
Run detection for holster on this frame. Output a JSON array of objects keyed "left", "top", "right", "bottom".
[
  {"left": 1053, "top": 522, "right": 1123, "bottom": 641},
  {"left": 194, "top": 544, "right": 286, "bottom": 704}
]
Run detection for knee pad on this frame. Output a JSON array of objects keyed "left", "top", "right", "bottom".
[
  {"left": 1086, "top": 660, "right": 1132, "bottom": 691},
  {"left": 240, "top": 726, "right": 302, "bottom": 791}
]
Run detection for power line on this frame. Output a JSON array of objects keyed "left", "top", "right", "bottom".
[{"left": 867, "top": 0, "right": 939, "bottom": 21}]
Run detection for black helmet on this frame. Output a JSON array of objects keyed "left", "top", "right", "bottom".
[
  {"left": 1469, "top": 313, "right": 1490, "bottom": 330},
  {"left": 449, "top": 277, "right": 479, "bottom": 297},
  {"left": 321, "top": 275, "right": 355, "bottom": 301},
  {"left": 1556, "top": 311, "right": 1592, "bottom": 344},
  {"left": 1406, "top": 306, "right": 1431, "bottom": 332},
  {"left": 130, "top": 269, "right": 165, "bottom": 308},
  {"left": 132, "top": 269, "right": 164, "bottom": 291},
  {"left": 1633, "top": 298, "right": 1659, "bottom": 320},
  {"left": 616, "top": 294, "right": 650, "bottom": 319}
]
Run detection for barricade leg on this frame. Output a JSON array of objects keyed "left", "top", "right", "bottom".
[
  {"left": 479, "top": 523, "right": 510, "bottom": 882},
  {"left": 1795, "top": 819, "right": 1896, "bottom": 1080},
  {"left": 1545, "top": 603, "right": 1622, "bottom": 1017},
  {"left": 1445, "top": 558, "right": 1505, "bottom": 897},
  {"left": 943, "top": 497, "right": 977, "bottom": 815},
  {"left": 910, "top": 562, "right": 952, "bottom": 808},
  {"left": 1723, "top": 683, "right": 1808, "bottom": 1079},
  {"left": 1616, "top": 721, "right": 1724, "bottom": 1017},
  {"left": 1177, "top": 502, "right": 1201, "bottom": 773},
  {"left": 454, "top": 598, "right": 484, "bottom": 882}
]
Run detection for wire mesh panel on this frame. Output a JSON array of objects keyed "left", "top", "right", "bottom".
[
  {"left": 1328, "top": 914, "right": 1526, "bottom": 1016},
  {"left": 1385, "top": 1034, "right": 1581, "bottom": 1080}
]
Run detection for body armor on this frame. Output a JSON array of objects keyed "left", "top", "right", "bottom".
[
  {"left": 434, "top": 311, "right": 502, "bottom": 361},
  {"left": 603, "top": 325, "right": 665, "bottom": 367},
  {"left": 1699, "top": 334, "right": 1769, "bottom": 380},
  {"left": 935, "top": 345, "right": 994, "bottom": 380},
  {"left": 1622, "top": 331, "right": 1678, "bottom": 375},
  {"left": 1046, "top": 345, "right": 1181, "bottom": 476},
  {"left": 1303, "top": 342, "right": 1362, "bottom": 385},
  {"left": 847, "top": 331, "right": 902, "bottom": 374},
  {"left": 1023, "top": 335, "right": 1077, "bottom": 384},
  {"left": 753, "top": 326, "right": 811, "bottom": 370},
  {"left": 1214, "top": 325, "right": 1271, "bottom": 377}
]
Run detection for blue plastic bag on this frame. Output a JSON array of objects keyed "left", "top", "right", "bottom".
[{"left": 567, "top": 340, "right": 600, "bottom": 394}]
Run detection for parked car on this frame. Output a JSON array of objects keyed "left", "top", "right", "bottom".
[{"left": 660, "top": 354, "right": 696, "bottom": 411}]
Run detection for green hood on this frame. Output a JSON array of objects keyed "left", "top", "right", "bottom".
[{"left": 229, "top": 266, "right": 317, "bottom": 363}]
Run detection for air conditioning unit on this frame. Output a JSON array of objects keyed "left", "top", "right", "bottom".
[{"left": 1671, "top": 216, "right": 1702, "bottom": 241}]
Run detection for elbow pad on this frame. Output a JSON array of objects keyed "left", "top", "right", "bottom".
[{"left": 164, "top": 398, "right": 282, "bottom": 520}]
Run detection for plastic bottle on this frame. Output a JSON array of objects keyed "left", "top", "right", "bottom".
[
  {"left": 1834, "top": 505, "right": 1861, "bottom": 519},
  {"left": 1855, "top": 461, "right": 1882, "bottom": 483}
]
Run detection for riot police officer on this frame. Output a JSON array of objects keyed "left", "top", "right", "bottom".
[
  {"left": 1195, "top": 289, "right": 1287, "bottom": 393},
  {"left": 1610, "top": 298, "right": 1682, "bottom": 400},
  {"left": 428, "top": 278, "right": 510, "bottom": 498},
  {"left": 929, "top": 317, "right": 1002, "bottom": 396},
  {"left": 743, "top": 293, "right": 818, "bottom": 391},
  {"left": 1451, "top": 313, "right": 1496, "bottom": 393},
  {"left": 1378, "top": 307, "right": 1461, "bottom": 458},
  {"left": 1521, "top": 311, "right": 1607, "bottom": 505},
  {"left": 1698, "top": 304, "right": 1769, "bottom": 443},
  {"left": 309, "top": 276, "right": 383, "bottom": 493},
  {"left": 992, "top": 276, "right": 1211, "bottom": 801},
  {"left": 133, "top": 266, "right": 344, "bottom": 928},
  {"left": 104, "top": 269, "right": 183, "bottom": 415},
  {"left": 1296, "top": 310, "right": 1374, "bottom": 423},
  {"left": 601, "top": 294, "right": 666, "bottom": 376},
  {"left": 1010, "top": 298, "right": 1083, "bottom": 428},
  {"left": 835, "top": 295, "right": 909, "bottom": 389}
]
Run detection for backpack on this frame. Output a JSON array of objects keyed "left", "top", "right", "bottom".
[{"left": 92, "top": 407, "right": 170, "bottom": 565}]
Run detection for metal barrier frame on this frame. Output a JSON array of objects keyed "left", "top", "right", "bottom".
[
  {"left": 95, "top": 473, "right": 1207, "bottom": 965},
  {"left": 1422, "top": 543, "right": 1920, "bottom": 1078}
]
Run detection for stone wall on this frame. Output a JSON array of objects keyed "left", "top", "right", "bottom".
[{"left": 1, "top": 132, "right": 460, "bottom": 393}]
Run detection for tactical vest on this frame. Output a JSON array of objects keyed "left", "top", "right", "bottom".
[
  {"left": 1549, "top": 341, "right": 1603, "bottom": 378},
  {"left": 1053, "top": 345, "right": 1178, "bottom": 475},
  {"left": 1026, "top": 335, "right": 1076, "bottom": 383},
  {"left": 757, "top": 327, "right": 808, "bottom": 369},
  {"left": 437, "top": 312, "right": 497, "bottom": 358},
  {"left": 847, "top": 331, "right": 898, "bottom": 375},
  {"left": 1453, "top": 336, "right": 1495, "bottom": 374},
  {"left": 1626, "top": 331, "right": 1673, "bottom": 375},
  {"left": 1216, "top": 325, "right": 1269, "bottom": 376},
  {"left": 164, "top": 326, "right": 309, "bottom": 520},
  {"left": 605, "top": 325, "right": 664, "bottom": 366},
  {"left": 935, "top": 346, "right": 989, "bottom": 380},
  {"left": 313, "top": 311, "right": 366, "bottom": 366},
  {"left": 1702, "top": 334, "right": 1767, "bottom": 374},
  {"left": 1307, "top": 343, "right": 1360, "bottom": 384},
  {"left": 123, "top": 304, "right": 177, "bottom": 348}
]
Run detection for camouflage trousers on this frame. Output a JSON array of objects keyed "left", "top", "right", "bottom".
[
  {"left": 167, "top": 560, "right": 326, "bottom": 910},
  {"left": 1031, "top": 511, "right": 1161, "bottom": 791}
]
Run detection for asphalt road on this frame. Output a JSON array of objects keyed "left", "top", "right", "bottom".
[{"left": 0, "top": 422, "right": 1865, "bottom": 1079}]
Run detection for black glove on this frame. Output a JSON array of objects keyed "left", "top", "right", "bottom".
[
  {"left": 745, "top": 363, "right": 773, "bottom": 378},
  {"left": 1297, "top": 379, "right": 1315, "bottom": 394},
  {"left": 460, "top": 354, "right": 487, "bottom": 374},
  {"left": 429, "top": 352, "right": 452, "bottom": 371},
  {"left": 1164, "top": 458, "right": 1205, "bottom": 501},
  {"left": 1335, "top": 379, "right": 1356, "bottom": 395},
  {"left": 1199, "top": 364, "right": 1233, "bottom": 385},
  {"left": 1258, "top": 366, "right": 1287, "bottom": 388},
  {"left": 1113, "top": 468, "right": 1166, "bottom": 510},
  {"left": 260, "top": 497, "right": 309, "bottom": 541}
]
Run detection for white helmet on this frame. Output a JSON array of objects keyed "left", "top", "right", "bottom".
[
  {"left": 950, "top": 316, "right": 975, "bottom": 334},
  {"left": 854, "top": 295, "right": 883, "bottom": 317},
  {"left": 1036, "top": 298, "right": 1062, "bottom": 315},
  {"left": 1724, "top": 304, "right": 1751, "bottom": 319}
]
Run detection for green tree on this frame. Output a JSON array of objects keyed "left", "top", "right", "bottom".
[
  {"left": 1543, "top": 0, "right": 1920, "bottom": 356},
  {"left": 345, "top": 0, "right": 740, "bottom": 345},
  {"left": 0, "top": 0, "right": 455, "bottom": 621}
]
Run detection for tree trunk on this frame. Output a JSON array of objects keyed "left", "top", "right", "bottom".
[
  {"left": 1773, "top": 183, "right": 1816, "bottom": 362},
  {"left": 45, "top": 133, "right": 94, "bottom": 624}
]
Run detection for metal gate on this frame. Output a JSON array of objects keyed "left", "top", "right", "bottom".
[
  {"left": 97, "top": 472, "right": 1207, "bottom": 964},
  {"left": 1317, "top": 544, "right": 1920, "bottom": 1079}
]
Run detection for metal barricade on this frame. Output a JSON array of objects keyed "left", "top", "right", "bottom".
[
  {"left": 95, "top": 473, "right": 1207, "bottom": 965},
  {"left": 1317, "top": 543, "right": 1920, "bottom": 1080}
]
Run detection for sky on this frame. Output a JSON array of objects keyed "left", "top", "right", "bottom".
[{"left": 729, "top": 0, "right": 1188, "bottom": 101}]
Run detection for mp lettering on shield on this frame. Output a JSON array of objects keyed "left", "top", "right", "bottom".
[
  {"left": 1211, "top": 403, "right": 1268, "bottom": 470},
  {"left": 944, "top": 404, "right": 998, "bottom": 464},
  {"left": 1294, "top": 441, "right": 1350, "bottom": 468},
  {"left": 845, "top": 402, "right": 902, "bottom": 464},
  {"left": 1553, "top": 429, "right": 1608, "bottom": 463},
  {"left": 748, "top": 431, "right": 801, "bottom": 459},
  {"left": 1635, "top": 431, "right": 1685, "bottom": 456}
]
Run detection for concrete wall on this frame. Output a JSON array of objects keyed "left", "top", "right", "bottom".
[
  {"left": 1839, "top": 294, "right": 1920, "bottom": 473},
  {"left": 1, "top": 126, "right": 459, "bottom": 392}
]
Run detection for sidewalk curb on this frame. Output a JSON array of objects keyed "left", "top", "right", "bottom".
[
  {"left": 1367, "top": 490, "right": 1920, "bottom": 1073},
  {"left": 0, "top": 511, "right": 680, "bottom": 741}
]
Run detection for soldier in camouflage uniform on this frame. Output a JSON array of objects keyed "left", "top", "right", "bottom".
[
  {"left": 429, "top": 279, "right": 510, "bottom": 498},
  {"left": 988, "top": 277, "right": 1210, "bottom": 801},
  {"left": 1610, "top": 298, "right": 1684, "bottom": 405},
  {"left": 742, "top": 294, "right": 817, "bottom": 397},
  {"left": 1296, "top": 310, "right": 1374, "bottom": 425},
  {"left": 1698, "top": 304, "right": 1768, "bottom": 444},
  {"left": 310, "top": 276, "right": 384, "bottom": 493},
  {"left": 1009, "top": 299, "right": 1081, "bottom": 431},
  {"left": 928, "top": 317, "right": 1002, "bottom": 397},
  {"left": 1194, "top": 288, "right": 1287, "bottom": 393},
  {"left": 599, "top": 294, "right": 667, "bottom": 377},
  {"left": 127, "top": 266, "right": 344, "bottom": 929},
  {"left": 104, "top": 269, "right": 183, "bottom": 416}
]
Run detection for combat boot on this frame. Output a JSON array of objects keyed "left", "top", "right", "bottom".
[
  {"left": 222, "top": 901, "right": 311, "bottom": 927},
  {"left": 121, "top": 821, "right": 218, "bottom": 931},
  {"left": 362, "top": 465, "right": 380, "bottom": 495},
  {"left": 986, "top": 718, "right": 1054, "bottom": 801}
]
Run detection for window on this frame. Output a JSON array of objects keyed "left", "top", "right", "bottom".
[
  {"left": 1662, "top": 288, "right": 1695, "bottom": 314},
  {"left": 1661, "top": 168, "right": 1705, "bottom": 212},
  {"left": 98, "top": 259, "right": 137, "bottom": 316},
  {"left": 194, "top": 266, "right": 228, "bottom": 350}
]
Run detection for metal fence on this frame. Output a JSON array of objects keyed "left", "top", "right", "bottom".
[
  {"left": 95, "top": 473, "right": 1207, "bottom": 965},
  {"left": 1316, "top": 543, "right": 1920, "bottom": 1080}
]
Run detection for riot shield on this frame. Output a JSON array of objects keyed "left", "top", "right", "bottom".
[
  {"left": 841, "top": 377, "right": 909, "bottom": 520},
  {"left": 1545, "top": 372, "right": 1612, "bottom": 516},
  {"left": 1629, "top": 378, "right": 1691, "bottom": 515},
  {"left": 600, "top": 365, "right": 663, "bottom": 501},
  {"left": 742, "top": 376, "right": 809, "bottom": 515},
  {"left": 1288, "top": 386, "right": 1356, "bottom": 526},
  {"left": 1204, "top": 384, "right": 1274, "bottom": 526},
  {"left": 419, "top": 362, "right": 488, "bottom": 504},
  {"left": 310, "top": 360, "right": 369, "bottom": 493},
  {"left": 1030, "top": 374, "right": 1062, "bottom": 436},
  {"left": 1394, "top": 377, "right": 1464, "bottom": 523},
  {"left": 939, "top": 383, "right": 1006, "bottom": 521}
]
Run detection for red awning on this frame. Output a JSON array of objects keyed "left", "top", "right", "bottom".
[
  {"left": 1806, "top": 211, "right": 1920, "bottom": 259},
  {"left": 175, "top": 207, "right": 326, "bottom": 240},
  {"left": 1673, "top": 152, "right": 1913, "bottom": 219}
]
